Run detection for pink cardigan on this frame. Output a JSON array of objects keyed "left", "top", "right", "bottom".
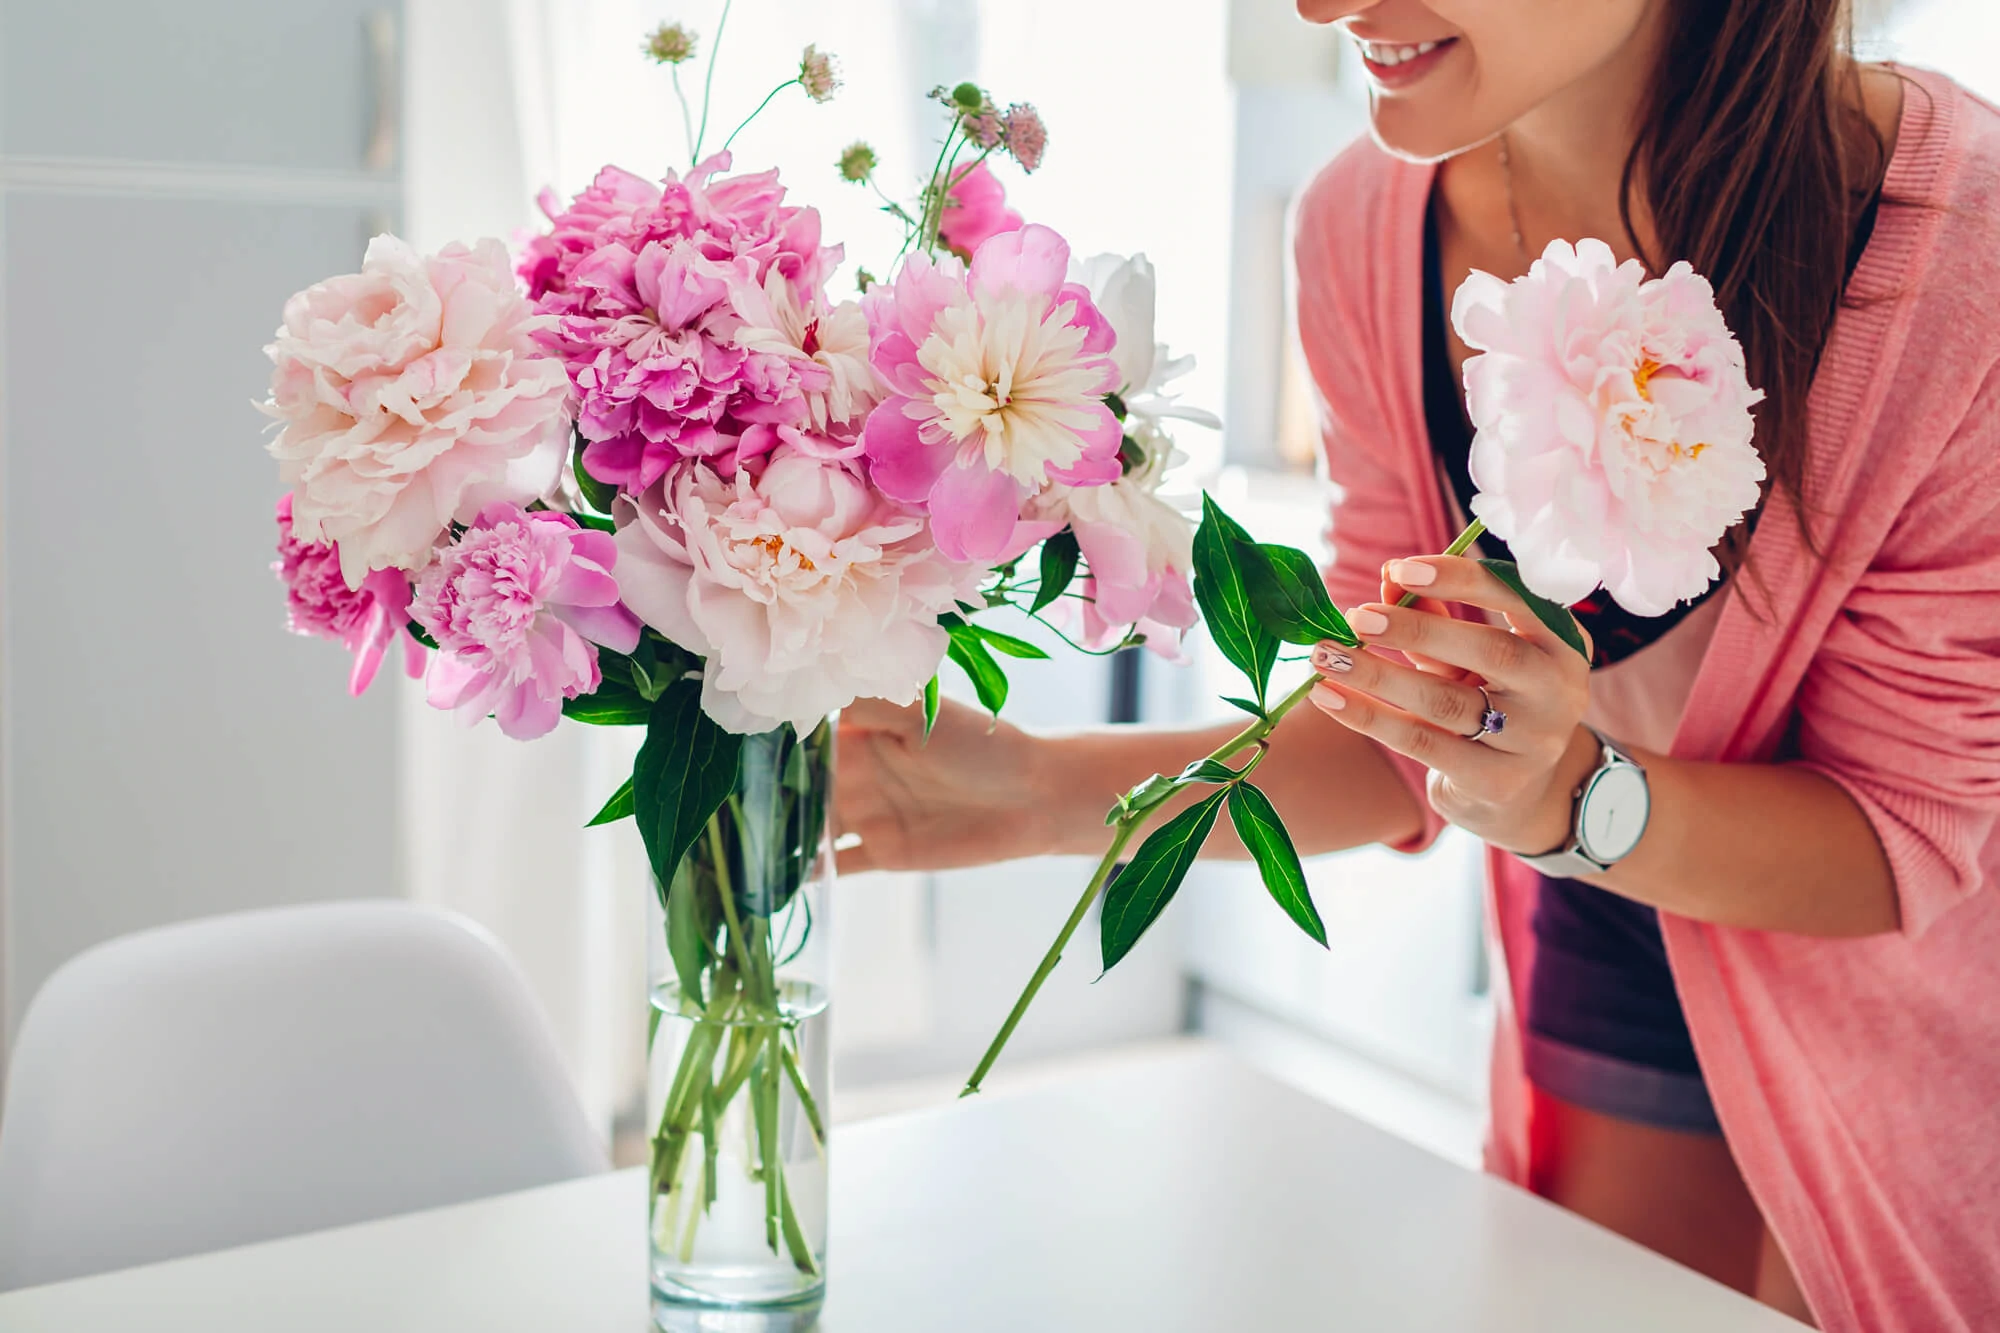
[{"left": 1295, "top": 68, "right": 2000, "bottom": 1332}]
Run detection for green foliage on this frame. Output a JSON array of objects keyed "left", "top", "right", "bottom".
[
  {"left": 572, "top": 431, "right": 619, "bottom": 516},
  {"left": 1100, "top": 788, "right": 1228, "bottom": 972},
  {"left": 1228, "top": 782, "right": 1326, "bottom": 948},
  {"left": 1192, "top": 496, "right": 1280, "bottom": 707},
  {"left": 1480, "top": 559, "right": 1590, "bottom": 659},
  {"left": 632, "top": 681, "right": 745, "bottom": 898},
  {"left": 1032, "top": 530, "right": 1081, "bottom": 613},
  {"left": 944, "top": 620, "right": 1009, "bottom": 715},
  {"left": 586, "top": 777, "right": 635, "bottom": 827},
  {"left": 1238, "top": 542, "right": 1358, "bottom": 647}
]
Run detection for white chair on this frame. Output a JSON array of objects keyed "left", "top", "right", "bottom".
[{"left": 0, "top": 901, "right": 609, "bottom": 1290}]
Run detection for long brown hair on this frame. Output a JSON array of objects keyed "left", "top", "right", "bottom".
[{"left": 1620, "top": 0, "right": 1888, "bottom": 546}]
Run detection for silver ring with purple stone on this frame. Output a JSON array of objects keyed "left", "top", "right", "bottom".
[{"left": 1466, "top": 686, "right": 1507, "bottom": 742}]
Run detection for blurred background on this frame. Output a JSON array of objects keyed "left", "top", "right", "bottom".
[{"left": 1, "top": 0, "right": 1993, "bottom": 1167}]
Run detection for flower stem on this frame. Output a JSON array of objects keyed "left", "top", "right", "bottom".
[
  {"left": 1394, "top": 518, "right": 1485, "bottom": 607},
  {"left": 721, "top": 78, "right": 800, "bottom": 154},
  {"left": 691, "top": 0, "right": 733, "bottom": 162},
  {"left": 961, "top": 671, "right": 1322, "bottom": 1096}
]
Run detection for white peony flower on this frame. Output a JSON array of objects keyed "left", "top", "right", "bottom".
[
  {"left": 612, "top": 447, "right": 978, "bottom": 734},
  {"left": 1453, "top": 239, "right": 1766, "bottom": 617},
  {"left": 1070, "top": 251, "right": 1222, "bottom": 432},
  {"left": 263, "top": 235, "right": 572, "bottom": 587}
]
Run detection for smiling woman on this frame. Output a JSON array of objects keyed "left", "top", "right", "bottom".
[{"left": 837, "top": 1, "right": 2000, "bottom": 1329}]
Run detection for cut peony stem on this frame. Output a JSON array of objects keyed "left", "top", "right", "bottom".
[{"left": 967, "top": 518, "right": 1494, "bottom": 1097}]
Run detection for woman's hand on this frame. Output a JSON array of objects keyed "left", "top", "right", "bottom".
[
  {"left": 1307, "top": 555, "right": 1600, "bottom": 856},
  {"left": 834, "top": 694, "right": 1052, "bottom": 874}
]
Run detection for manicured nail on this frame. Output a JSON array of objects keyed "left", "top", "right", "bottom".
[
  {"left": 1313, "top": 682, "right": 1347, "bottom": 711},
  {"left": 1312, "top": 644, "right": 1354, "bottom": 673},
  {"left": 1348, "top": 606, "right": 1390, "bottom": 636},
  {"left": 1387, "top": 559, "right": 1436, "bottom": 588}
]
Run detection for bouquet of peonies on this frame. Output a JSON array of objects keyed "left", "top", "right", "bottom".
[{"left": 261, "top": 16, "right": 1763, "bottom": 1317}]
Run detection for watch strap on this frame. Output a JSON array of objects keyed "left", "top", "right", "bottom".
[{"left": 1514, "top": 728, "right": 1642, "bottom": 878}]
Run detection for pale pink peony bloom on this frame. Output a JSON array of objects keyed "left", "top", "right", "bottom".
[
  {"left": 524, "top": 157, "right": 845, "bottom": 495},
  {"left": 273, "top": 493, "right": 426, "bottom": 695},
  {"left": 727, "top": 268, "right": 878, "bottom": 447},
  {"left": 859, "top": 223, "right": 1122, "bottom": 564},
  {"left": 411, "top": 503, "right": 642, "bottom": 740},
  {"left": 1028, "top": 426, "right": 1197, "bottom": 657},
  {"left": 264, "top": 236, "right": 573, "bottom": 588},
  {"left": 1453, "top": 239, "right": 1766, "bottom": 617},
  {"left": 936, "top": 160, "right": 1022, "bottom": 260},
  {"left": 613, "top": 448, "right": 978, "bottom": 734}
]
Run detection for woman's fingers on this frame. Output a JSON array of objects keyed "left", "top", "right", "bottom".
[
  {"left": 1342, "top": 599, "right": 1546, "bottom": 690},
  {"left": 1312, "top": 640, "right": 1498, "bottom": 740},
  {"left": 1385, "top": 556, "right": 1569, "bottom": 649},
  {"left": 1309, "top": 677, "right": 1507, "bottom": 778}
]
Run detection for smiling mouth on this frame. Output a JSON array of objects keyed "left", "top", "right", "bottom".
[{"left": 1353, "top": 35, "right": 1459, "bottom": 86}]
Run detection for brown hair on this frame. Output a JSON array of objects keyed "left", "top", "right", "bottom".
[{"left": 1620, "top": 0, "right": 1889, "bottom": 546}]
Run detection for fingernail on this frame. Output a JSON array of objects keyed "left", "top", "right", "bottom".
[
  {"left": 1313, "top": 682, "right": 1347, "bottom": 711},
  {"left": 1388, "top": 559, "right": 1436, "bottom": 588},
  {"left": 1312, "top": 644, "right": 1354, "bottom": 673},
  {"left": 1348, "top": 606, "right": 1390, "bottom": 636}
]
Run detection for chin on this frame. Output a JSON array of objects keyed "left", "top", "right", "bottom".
[{"left": 1366, "top": 97, "right": 1501, "bottom": 165}]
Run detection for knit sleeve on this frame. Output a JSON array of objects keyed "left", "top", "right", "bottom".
[
  {"left": 1790, "top": 365, "right": 2000, "bottom": 937},
  {"left": 1293, "top": 166, "right": 1448, "bottom": 855}
]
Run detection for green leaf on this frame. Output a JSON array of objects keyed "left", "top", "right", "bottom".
[
  {"left": 1480, "top": 559, "right": 1590, "bottom": 660},
  {"left": 922, "top": 674, "right": 941, "bottom": 738},
  {"left": 946, "top": 627, "right": 1009, "bottom": 716},
  {"left": 1228, "top": 782, "right": 1326, "bottom": 948},
  {"left": 632, "top": 680, "right": 745, "bottom": 895},
  {"left": 405, "top": 620, "right": 441, "bottom": 651},
  {"left": 572, "top": 431, "right": 619, "bottom": 515},
  {"left": 972, "top": 624, "right": 1051, "bottom": 660},
  {"left": 664, "top": 857, "right": 716, "bottom": 1006},
  {"left": 1176, "top": 757, "right": 1242, "bottom": 785},
  {"left": 1220, "top": 695, "right": 1265, "bottom": 719},
  {"left": 569, "top": 511, "right": 616, "bottom": 534},
  {"left": 562, "top": 682, "right": 653, "bottom": 726},
  {"left": 1239, "top": 542, "right": 1359, "bottom": 647},
  {"left": 1032, "top": 530, "right": 1080, "bottom": 613},
  {"left": 1192, "top": 496, "right": 1281, "bottom": 707},
  {"left": 1100, "top": 789, "right": 1228, "bottom": 972},
  {"left": 586, "top": 777, "right": 635, "bottom": 827}
]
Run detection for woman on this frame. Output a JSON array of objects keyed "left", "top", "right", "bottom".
[{"left": 839, "top": 2, "right": 2000, "bottom": 1328}]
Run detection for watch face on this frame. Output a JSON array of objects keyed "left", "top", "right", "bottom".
[{"left": 1578, "top": 764, "right": 1650, "bottom": 864}]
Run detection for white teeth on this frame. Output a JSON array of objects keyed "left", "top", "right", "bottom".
[{"left": 1362, "top": 39, "right": 1442, "bottom": 67}]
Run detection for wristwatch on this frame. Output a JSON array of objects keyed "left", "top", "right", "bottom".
[{"left": 1517, "top": 727, "right": 1651, "bottom": 877}]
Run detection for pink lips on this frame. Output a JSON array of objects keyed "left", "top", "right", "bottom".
[{"left": 1358, "top": 36, "right": 1458, "bottom": 90}]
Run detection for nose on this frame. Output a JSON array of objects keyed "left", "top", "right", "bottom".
[{"left": 1296, "top": 0, "right": 1376, "bottom": 23}]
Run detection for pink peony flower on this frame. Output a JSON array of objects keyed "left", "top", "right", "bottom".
[
  {"left": 858, "top": 223, "right": 1123, "bottom": 564},
  {"left": 273, "top": 493, "right": 426, "bottom": 695},
  {"left": 524, "top": 157, "right": 845, "bottom": 496},
  {"left": 936, "top": 160, "right": 1022, "bottom": 260},
  {"left": 613, "top": 448, "right": 979, "bottom": 734},
  {"left": 1027, "top": 427, "right": 1197, "bottom": 657},
  {"left": 1453, "top": 239, "right": 1765, "bottom": 617},
  {"left": 411, "top": 503, "right": 642, "bottom": 740},
  {"left": 264, "top": 236, "right": 573, "bottom": 588}
]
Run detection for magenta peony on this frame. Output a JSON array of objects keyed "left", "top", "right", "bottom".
[
  {"left": 859, "top": 223, "right": 1123, "bottom": 564},
  {"left": 524, "top": 156, "right": 847, "bottom": 496},
  {"left": 1453, "top": 239, "right": 1765, "bottom": 617},
  {"left": 936, "top": 160, "right": 1023, "bottom": 260},
  {"left": 411, "top": 503, "right": 642, "bottom": 740},
  {"left": 613, "top": 448, "right": 979, "bottom": 734},
  {"left": 273, "top": 493, "right": 426, "bottom": 695},
  {"left": 264, "top": 236, "right": 573, "bottom": 588}
]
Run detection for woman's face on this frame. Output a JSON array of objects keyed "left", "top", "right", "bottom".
[{"left": 1295, "top": 0, "right": 1656, "bottom": 160}]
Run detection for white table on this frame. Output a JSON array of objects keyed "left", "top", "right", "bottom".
[{"left": 0, "top": 1046, "right": 1798, "bottom": 1331}]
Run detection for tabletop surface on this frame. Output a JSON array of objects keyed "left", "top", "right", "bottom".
[{"left": 0, "top": 1045, "right": 1800, "bottom": 1331}]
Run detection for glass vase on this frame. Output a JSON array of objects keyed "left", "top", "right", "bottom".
[{"left": 646, "top": 719, "right": 833, "bottom": 1333}]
